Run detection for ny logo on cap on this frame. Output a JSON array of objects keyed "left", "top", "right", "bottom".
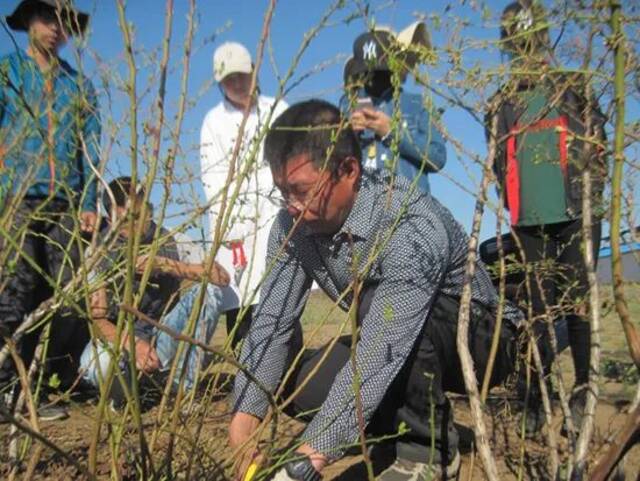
[
  {"left": 362, "top": 40, "right": 377, "bottom": 61},
  {"left": 514, "top": 9, "right": 534, "bottom": 31}
]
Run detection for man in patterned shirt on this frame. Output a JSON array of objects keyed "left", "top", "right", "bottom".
[{"left": 229, "top": 100, "right": 522, "bottom": 481}]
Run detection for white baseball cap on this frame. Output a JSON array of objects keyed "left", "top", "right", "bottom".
[{"left": 213, "top": 42, "right": 253, "bottom": 82}]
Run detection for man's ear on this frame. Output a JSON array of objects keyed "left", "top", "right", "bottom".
[{"left": 340, "top": 156, "right": 361, "bottom": 182}]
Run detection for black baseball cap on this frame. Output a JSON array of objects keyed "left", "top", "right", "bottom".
[{"left": 343, "top": 30, "right": 395, "bottom": 84}]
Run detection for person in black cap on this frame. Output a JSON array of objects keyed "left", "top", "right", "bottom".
[
  {"left": 486, "top": 0, "right": 608, "bottom": 433},
  {"left": 0, "top": 0, "right": 100, "bottom": 421},
  {"left": 341, "top": 27, "right": 446, "bottom": 194}
]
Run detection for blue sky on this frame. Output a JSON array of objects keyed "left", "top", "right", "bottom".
[{"left": 1, "top": 0, "right": 636, "bottom": 243}]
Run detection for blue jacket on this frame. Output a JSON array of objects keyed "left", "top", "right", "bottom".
[
  {"left": 341, "top": 88, "right": 446, "bottom": 193},
  {"left": 0, "top": 51, "right": 101, "bottom": 211}
]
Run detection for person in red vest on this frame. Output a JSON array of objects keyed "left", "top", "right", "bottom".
[{"left": 487, "top": 0, "right": 608, "bottom": 433}]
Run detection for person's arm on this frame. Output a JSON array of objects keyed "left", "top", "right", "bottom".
[
  {"left": 201, "top": 111, "right": 231, "bottom": 224},
  {"left": 89, "top": 285, "right": 119, "bottom": 343},
  {"left": 79, "top": 79, "right": 101, "bottom": 231},
  {"left": 387, "top": 97, "right": 446, "bottom": 173},
  {"left": 229, "top": 212, "right": 312, "bottom": 472},
  {"left": 232, "top": 211, "right": 312, "bottom": 417},
  {"left": 297, "top": 214, "right": 449, "bottom": 463},
  {"left": 137, "top": 254, "right": 230, "bottom": 286},
  {"left": 89, "top": 281, "right": 160, "bottom": 372},
  {"left": 360, "top": 98, "right": 446, "bottom": 174}
]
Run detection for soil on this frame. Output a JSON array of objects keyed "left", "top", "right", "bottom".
[
  {"left": 2, "top": 288, "right": 640, "bottom": 480},
  {"left": 1, "top": 383, "right": 639, "bottom": 480}
]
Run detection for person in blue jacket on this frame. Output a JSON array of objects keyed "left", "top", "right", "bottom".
[
  {"left": 341, "top": 30, "right": 446, "bottom": 193},
  {"left": 0, "top": 0, "right": 101, "bottom": 419}
]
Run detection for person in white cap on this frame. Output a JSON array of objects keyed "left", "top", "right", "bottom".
[{"left": 200, "top": 41, "right": 288, "bottom": 350}]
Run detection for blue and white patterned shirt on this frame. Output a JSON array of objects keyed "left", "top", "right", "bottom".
[{"left": 232, "top": 170, "right": 522, "bottom": 459}]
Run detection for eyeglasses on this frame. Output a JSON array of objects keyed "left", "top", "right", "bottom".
[{"left": 267, "top": 175, "right": 334, "bottom": 212}]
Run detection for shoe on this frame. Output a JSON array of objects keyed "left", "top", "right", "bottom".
[
  {"left": 569, "top": 384, "right": 588, "bottom": 426},
  {"left": 377, "top": 450, "right": 461, "bottom": 481},
  {"left": 0, "top": 390, "right": 14, "bottom": 424},
  {"left": 521, "top": 404, "right": 546, "bottom": 436},
  {"left": 1, "top": 392, "right": 69, "bottom": 422},
  {"left": 563, "top": 384, "right": 588, "bottom": 432},
  {"left": 515, "top": 377, "right": 553, "bottom": 437},
  {"left": 37, "top": 402, "right": 69, "bottom": 422}
]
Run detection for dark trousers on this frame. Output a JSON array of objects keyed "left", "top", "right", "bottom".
[
  {"left": 283, "top": 288, "right": 517, "bottom": 463},
  {"left": 226, "top": 305, "right": 254, "bottom": 351},
  {"left": 0, "top": 198, "right": 82, "bottom": 388},
  {"left": 514, "top": 218, "right": 601, "bottom": 389}
]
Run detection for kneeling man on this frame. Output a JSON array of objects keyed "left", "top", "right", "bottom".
[{"left": 230, "top": 100, "right": 523, "bottom": 481}]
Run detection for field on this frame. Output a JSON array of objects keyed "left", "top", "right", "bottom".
[{"left": 1, "top": 284, "right": 639, "bottom": 480}]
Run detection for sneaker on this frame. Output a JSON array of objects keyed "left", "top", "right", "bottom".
[
  {"left": 377, "top": 450, "right": 461, "bottom": 481},
  {"left": 518, "top": 402, "right": 546, "bottom": 437},
  {"left": 0, "top": 390, "right": 14, "bottom": 424},
  {"left": 515, "top": 378, "right": 553, "bottom": 437},
  {"left": 567, "top": 384, "right": 588, "bottom": 430},
  {"left": 37, "top": 402, "right": 69, "bottom": 422}
]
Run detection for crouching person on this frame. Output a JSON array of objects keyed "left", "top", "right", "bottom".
[
  {"left": 229, "top": 100, "right": 523, "bottom": 481},
  {"left": 80, "top": 177, "right": 229, "bottom": 406}
]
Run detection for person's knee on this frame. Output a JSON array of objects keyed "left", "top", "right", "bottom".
[
  {"left": 204, "top": 285, "right": 224, "bottom": 314},
  {"left": 79, "top": 342, "right": 116, "bottom": 387}
]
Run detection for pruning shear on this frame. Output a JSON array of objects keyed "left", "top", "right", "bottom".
[{"left": 230, "top": 241, "right": 247, "bottom": 286}]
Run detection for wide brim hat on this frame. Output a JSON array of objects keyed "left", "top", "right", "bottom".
[
  {"left": 6, "top": 0, "right": 89, "bottom": 36},
  {"left": 344, "top": 21, "right": 431, "bottom": 85}
]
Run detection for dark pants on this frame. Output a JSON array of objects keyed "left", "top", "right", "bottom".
[
  {"left": 226, "top": 305, "right": 254, "bottom": 351},
  {"left": 283, "top": 288, "right": 517, "bottom": 464},
  {"left": 514, "top": 218, "right": 601, "bottom": 389},
  {"left": 0, "top": 198, "right": 82, "bottom": 389}
]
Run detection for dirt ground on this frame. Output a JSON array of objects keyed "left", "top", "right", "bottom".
[
  {"left": 1, "top": 380, "right": 639, "bottom": 480},
  {"left": 1, "top": 288, "right": 640, "bottom": 480}
]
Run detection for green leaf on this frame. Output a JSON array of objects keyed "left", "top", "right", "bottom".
[
  {"left": 48, "top": 373, "right": 61, "bottom": 390},
  {"left": 383, "top": 303, "right": 394, "bottom": 322}
]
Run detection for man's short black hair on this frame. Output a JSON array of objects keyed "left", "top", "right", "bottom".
[
  {"left": 264, "top": 99, "right": 361, "bottom": 177},
  {"left": 103, "top": 176, "right": 145, "bottom": 215}
]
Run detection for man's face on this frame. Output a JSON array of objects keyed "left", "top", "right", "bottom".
[
  {"left": 113, "top": 199, "right": 151, "bottom": 238},
  {"left": 221, "top": 72, "right": 253, "bottom": 106},
  {"left": 271, "top": 153, "right": 360, "bottom": 235},
  {"left": 28, "top": 8, "right": 69, "bottom": 53}
]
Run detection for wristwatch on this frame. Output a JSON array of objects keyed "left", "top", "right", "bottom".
[{"left": 284, "top": 457, "right": 322, "bottom": 481}]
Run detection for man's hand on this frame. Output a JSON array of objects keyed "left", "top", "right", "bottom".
[
  {"left": 295, "top": 443, "right": 327, "bottom": 473},
  {"left": 349, "top": 110, "right": 368, "bottom": 132},
  {"left": 80, "top": 211, "right": 98, "bottom": 233},
  {"left": 131, "top": 338, "right": 160, "bottom": 373},
  {"left": 230, "top": 412, "right": 262, "bottom": 480},
  {"left": 358, "top": 108, "right": 391, "bottom": 138},
  {"left": 135, "top": 254, "right": 150, "bottom": 272},
  {"left": 208, "top": 261, "right": 230, "bottom": 286}
]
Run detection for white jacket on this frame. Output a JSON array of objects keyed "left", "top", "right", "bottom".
[{"left": 200, "top": 95, "right": 288, "bottom": 311}]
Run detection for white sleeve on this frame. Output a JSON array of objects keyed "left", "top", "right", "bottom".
[
  {"left": 200, "top": 113, "right": 229, "bottom": 207},
  {"left": 271, "top": 98, "right": 289, "bottom": 125}
]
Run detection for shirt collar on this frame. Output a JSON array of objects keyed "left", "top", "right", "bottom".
[
  {"left": 223, "top": 96, "right": 260, "bottom": 114},
  {"left": 331, "top": 171, "right": 378, "bottom": 242},
  {"left": 17, "top": 49, "right": 72, "bottom": 80}
]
